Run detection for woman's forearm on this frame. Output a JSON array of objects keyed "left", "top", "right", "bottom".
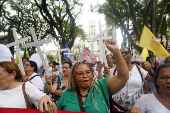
[
  {"left": 54, "top": 90, "right": 64, "bottom": 96},
  {"left": 111, "top": 49, "right": 129, "bottom": 81},
  {"left": 48, "top": 83, "right": 57, "bottom": 94}
]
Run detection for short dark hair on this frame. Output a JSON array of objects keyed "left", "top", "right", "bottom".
[
  {"left": 106, "top": 54, "right": 114, "bottom": 59},
  {"left": 22, "top": 57, "right": 29, "bottom": 61},
  {"left": 52, "top": 61, "right": 59, "bottom": 65},
  {"left": 28, "top": 60, "right": 38, "bottom": 73},
  {"left": 63, "top": 61, "right": 72, "bottom": 68},
  {"left": 155, "top": 63, "right": 170, "bottom": 93}
]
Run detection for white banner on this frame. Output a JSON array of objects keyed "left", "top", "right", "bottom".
[{"left": 0, "top": 44, "right": 12, "bottom": 62}]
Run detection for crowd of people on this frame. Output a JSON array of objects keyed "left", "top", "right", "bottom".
[{"left": 0, "top": 39, "right": 170, "bottom": 113}]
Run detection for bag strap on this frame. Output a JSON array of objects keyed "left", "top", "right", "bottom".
[
  {"left": 76, "top": 87, "right": 85, "bottom": 112},
  {"left": 135, "top": 65, "right": 148, "bottom": 94},
  {"left": 113, "top": 68, "right": 117, "bottom": 75},
  {"left": 22, "top": 83, "right": 32, "bottom": 109},
  {"left": 135, "top": 65, "right": 143, "bottom": 82},
  {"left": 112, "top": 100, "right": 127, "bottom": 112},
  {"left": 57, "top": 76, "right": 61, "bottom": 90},
  {"left": 30, "top": 75, "right": 42, "bottom": 80}
]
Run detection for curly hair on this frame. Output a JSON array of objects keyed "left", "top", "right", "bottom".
[{"left": 66, "top": 61, "right": 95, "bottom": 91}]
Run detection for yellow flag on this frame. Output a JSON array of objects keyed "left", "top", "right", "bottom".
[
  {"left": 139, "top": 25, "right": 169, "bottom": 59},
  {"left": 141, "top": 48, "right": 149, "bottom": 61},
  {"left": 16, "top": 54, "right": 19, "bottom": 64}
]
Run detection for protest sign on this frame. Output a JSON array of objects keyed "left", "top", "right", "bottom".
[{"left": 0, "top": 108, "right": 81, "bottom": 113}]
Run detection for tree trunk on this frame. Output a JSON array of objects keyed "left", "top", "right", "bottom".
[{"left": 151, "top": 0, "right": 157, "bottom": 36}]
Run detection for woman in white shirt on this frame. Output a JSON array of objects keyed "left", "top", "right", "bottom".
[
  {"left": 97, "top": 54, "right": 115, "bottom": 79},
  {"left": 0, "top": 61, "right": 56, "bottom": 112},
  {"left": 129, "top": 63, "right": 170, "bottom": 113},
  {"left": 109, "top": 47, "right": 154, "bottom": 112},
  {"left": 23, "top": 60, "right": 44, "bottom": 91}
]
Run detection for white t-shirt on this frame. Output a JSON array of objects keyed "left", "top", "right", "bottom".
[
  {"left": 135, "top": 93, "right": 170, "bottom": 113},
  {"left": 111, "top": 65, "right": 148, "bottom": 110},
  {"left": 0, "top": 81, "right": 45, "bottom": 108},
  {"left": 29, "top": 72, "right": 44, "bottom": 91}
]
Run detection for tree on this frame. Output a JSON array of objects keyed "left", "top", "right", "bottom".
[
  {"left": 95, "top": 0, "right": 170, "bottom": 57},
  {"left": 0, "top": 0, "right": 86, "bottom": 59},
  {"left": 34, "top": 0, "right": 84, "bottom": 59}
]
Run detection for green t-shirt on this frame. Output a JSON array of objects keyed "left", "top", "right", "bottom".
[{"left": 57, "top": 77, "right": 110, "bottom": 113}]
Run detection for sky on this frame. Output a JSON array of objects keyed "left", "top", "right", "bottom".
[{"left": 43, "top": 0, "right": 123, "bottom": 51}]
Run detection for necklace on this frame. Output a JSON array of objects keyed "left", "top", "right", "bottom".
[{"left": 81, "top": 93, "right": 89, "bottom": 97}]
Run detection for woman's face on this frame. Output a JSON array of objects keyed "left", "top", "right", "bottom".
[
  {"left": 0, "top": 67, "right": 14, "bottom": 90},
  {"left": 24, "top": 61, "right": 34, "bottom": 73},
  {"left": 62, "top": 63, "right": 70, "bottom": 75},
  {"left": 106, "top": 55, "right": 114, "bottom": 66},
  {"left": 156, "top": 67, "right": 170, "bottom": 96},
  {"left": 75, "top": 64, "right": 93, "bottom": 89},
  {"left": 52, "top": 63, "right": 56, "bottom": 68},
  {"left": 120, "top": 48, "right": 132, "bottom": 64},
  {"left": 151, "top": 62, "right": 155, "bottom": 69}
]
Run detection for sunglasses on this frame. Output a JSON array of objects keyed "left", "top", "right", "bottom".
[{"left": 121, "top": 51, "right": 130, "bottom": 55}]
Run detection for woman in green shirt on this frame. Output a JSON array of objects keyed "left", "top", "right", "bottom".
[{"left": 57, "top": 39, "right": 129, "bottom": 113}]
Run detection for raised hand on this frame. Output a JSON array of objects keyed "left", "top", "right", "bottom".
[
  {"left": 97, "top": 62, "right": 104, "bottom": 73},
  {"left": 142, "top": 61, "right": 153, "bottom": 73},
  {"left": 104, "top": 39, "right": 119, "bottom": 52},
  {"left": 22, "top": 74, "right": 29, "bottom": 82},
  {"left": 103, "top": 62, "right": 110, "bottom": 77},
  {"left": 45, "top": 75, "right": 52, "bottom": 85}
]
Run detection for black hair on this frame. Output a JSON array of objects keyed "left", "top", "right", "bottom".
[
  {"left": 65, "top": 57, "right": 71, "bottom": 61},
  {"left": 22, "top": 57, "right": 29, "bottom": 61},
  {"left": 63, "top": 61, "right": 72, "bottom": 68},
  {"left": 150, "top": 61, "right": 157, "bottom": 71},
  {"left": 106, "top": 54, "right": 114, "bottom": 59},
  {"left": 90, "top": 63, "right": 94, "bottom": 68},
  {"left": 52, "top": 61, "right": 59, "bottom": 65},
  {"left": 132, "top": 61, "right": 140, "bottom": 66},
  {"left": 146, "top": 57, "right": 151, "bottom": 61},
  {"left": 28, "top": 60, "right": 38, "bottom": 73},
  {"left": 120, "top": 47, "right": 131, "bottom": 54},
  {"left": 155, "top": 63, "right": 170, "bottom": 93}
]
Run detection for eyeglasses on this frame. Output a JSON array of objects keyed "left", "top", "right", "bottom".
[
  {"left": 62, "top": 67, "right": 70, "bottom": 69},
  {"left": 23, "top": 64, "right": 31, "bottom": 67},
  {"left": 158, "top": 75, "right": 170, "bottom": 82},
  {"left": 76, "top": 70, "right": 93, "bottom": 78},
  {"left": 121, "top": 51, "right": 130, "bottom": 55}
]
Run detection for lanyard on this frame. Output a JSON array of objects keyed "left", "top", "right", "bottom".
[{"left": 76, "top": 87, "right": 90, "bottom": 112}]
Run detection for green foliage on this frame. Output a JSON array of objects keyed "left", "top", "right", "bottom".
[
  {"left": 0, "top": 0, "right": 85, "bottom": 58},
  {"left": 21, "top": 50, "right": 29, "bottom": 58},
  {"left": 94, "top": 0, "right": 170, "bottom": 53},
  {"left": 47, "top": 54, "right": 58, "bottom": 63},
  {"left": 47, "top": 54, "right": 54, "bottom": 63}
]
